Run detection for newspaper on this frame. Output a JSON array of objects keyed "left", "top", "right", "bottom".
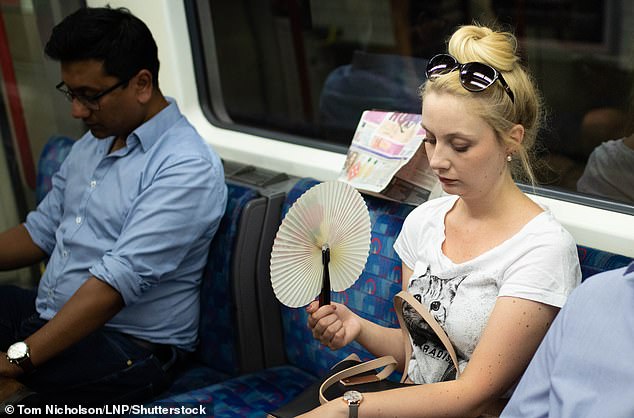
[{"left": 339, "top": 110, "right": 438, "bottom": 206}]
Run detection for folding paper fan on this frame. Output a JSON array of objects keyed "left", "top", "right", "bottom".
[{"left": 270, "top": 181, "right": 371, "bottom": 308}]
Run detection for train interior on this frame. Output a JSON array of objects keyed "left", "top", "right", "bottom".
[{"left": 1, "top": 0, "right": 634, "bottom": 415}]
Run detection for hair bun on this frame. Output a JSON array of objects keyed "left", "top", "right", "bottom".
[{"left": 448, "top": 25, "right": 518, "bottom": 71}]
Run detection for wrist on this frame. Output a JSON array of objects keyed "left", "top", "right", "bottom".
[
  {"left": 1, "top": 354, "right": 24, "bottom": 378},
  {"left": 6, "top": 341, "right": 34, "bottom": 375},
  {"left": 342, "top": 390, "right": 364, "bottom": 418}
]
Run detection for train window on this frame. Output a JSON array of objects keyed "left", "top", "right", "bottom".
[
  {"left": 0, "top": 0, "right": 86, "bottom": 205},
  {"left": 187, "top": 0, "right": 634, "bottom": 213}
]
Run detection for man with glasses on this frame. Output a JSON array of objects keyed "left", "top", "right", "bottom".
[{"left": 0, "top": 7, "right": 227, "bottom": 406}]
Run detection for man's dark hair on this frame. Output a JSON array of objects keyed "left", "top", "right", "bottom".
[{"left": 45, "top": 7, "right": 160, "bottom": 87}]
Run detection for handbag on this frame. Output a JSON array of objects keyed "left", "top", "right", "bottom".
[{"left": 269, "top": 290, "right": 461, "bottom": 417}]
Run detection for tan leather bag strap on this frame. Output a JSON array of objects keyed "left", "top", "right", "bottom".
[
  {"left": 393, "top": 290, "right": 461, "bottom": 383},
  {"left": 318, "top": 355, "right": 397, "bottom": 405},
  {"left": 317, "top": 291, "right": 462, "bottom": 405}
]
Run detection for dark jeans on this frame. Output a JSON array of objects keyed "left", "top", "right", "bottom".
[{"left": 0, "top": 285, "right": 179, "bottom": 406}]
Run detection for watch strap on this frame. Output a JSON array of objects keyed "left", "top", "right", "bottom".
[
  {"left": 349, "top": 403, "right": 359, "bottom": 418},
  {"left": 16, "top": 355, "right": 35, "bottom": 373}
]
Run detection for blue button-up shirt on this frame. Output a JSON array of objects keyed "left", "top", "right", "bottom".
[
  {"left": 502, "top": 260, "right": 634, "bottom": 417},
  {"left": 25, "top": 99, "right": 227, "bottom": 351}
]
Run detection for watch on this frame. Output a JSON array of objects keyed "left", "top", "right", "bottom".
[
  {"left": 6, "top": 341, "right": 34, "bottom": 373},
  {"left": 342, "top": 390, "right": 363, "bottom": 418}
]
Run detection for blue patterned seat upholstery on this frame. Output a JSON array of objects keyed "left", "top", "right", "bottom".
[
  {"left": 36, "top": 135, "right": 74, "bottom": 204},
  {"left": 154, "top": 366, "right": 316, "bottom": 418},
  {"left": 577, "top": 245, "right": 632, "bottom": 281},
  {"left": 148, "top": 178, "right": 633, "bottom": 417},
  {"left": 159, "top": 183, "right": 264, "bottom": 397}
]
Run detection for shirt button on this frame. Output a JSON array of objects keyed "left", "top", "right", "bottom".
[
  {"left": 90, "top": 180, "right": 97, "bottom": 188},
  {"left": 76, "top": 216, "right": 82, "bottom": 224},
  {"left": 62, "top": 250, "right": 68, "bottom": 257}
]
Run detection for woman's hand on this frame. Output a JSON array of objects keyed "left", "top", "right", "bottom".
[{"left": 306, "top": 301, "right": 361, "bottom": 350}]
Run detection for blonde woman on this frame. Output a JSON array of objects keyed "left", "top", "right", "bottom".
[{"left": 302, "top": 25, "right": 581, "bottom": 417}]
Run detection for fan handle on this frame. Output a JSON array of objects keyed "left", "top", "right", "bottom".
[{"left": 319, "top": 244, "right": 331, "bottom": 306}]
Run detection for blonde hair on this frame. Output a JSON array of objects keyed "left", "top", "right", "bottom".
[{"left": 420, "top": 24, "right": 543, "bottom": 185}]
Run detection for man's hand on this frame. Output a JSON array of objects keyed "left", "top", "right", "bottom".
[{"left": 0, "top": 353, "right": 23, "bottom": 379}]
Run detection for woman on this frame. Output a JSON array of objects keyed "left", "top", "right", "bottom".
[{"left": 302, "top": 25, "right": 581, "bottom": 417}]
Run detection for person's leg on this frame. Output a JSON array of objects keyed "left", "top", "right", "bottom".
[
  {"left": 0, "top": 285, "right": 37, "bottom": 350},
  {"left": 0, "top": 286, "right": 174, "bottom": 406},
  {"left": 17, "top": 317, "right": 173, "bottom": 406},
  {"left": 0, "top": 286, "right": 38, "bottom": 404}
]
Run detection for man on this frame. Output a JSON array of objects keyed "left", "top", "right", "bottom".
[
  {"left": 0, "top": 7, "right": 226, "bottom": 405},
  {"left": 501, "top": 261, "right": 634, "bottom": 417}
]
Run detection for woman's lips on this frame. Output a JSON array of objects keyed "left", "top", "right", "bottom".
[{"left": 438, "top": 176, "right": 457, "bottom": 185}]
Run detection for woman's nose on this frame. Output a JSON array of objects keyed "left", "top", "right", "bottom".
[{"left": 427, "top": 144, "right": 450, "bottom": 171}]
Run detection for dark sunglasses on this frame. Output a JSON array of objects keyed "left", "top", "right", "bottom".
[{"left": 425, "top": 54, "right": 515, "bottom": 103}]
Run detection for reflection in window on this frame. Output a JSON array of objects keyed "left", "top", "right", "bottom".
[
  {"left": 576, "top": 104, "right": 634, "bottom": 204},
  {"left": 190, "top": 0, "right": 634, "bottom": 209}
]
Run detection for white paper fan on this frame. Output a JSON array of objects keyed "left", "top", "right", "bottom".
[{"left": 270, "top": 181, "right": 371, "bottom": 308}]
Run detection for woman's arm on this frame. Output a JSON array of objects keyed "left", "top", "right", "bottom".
[{"left": 301, "top": 295, "right": 559, "bottom": 418}]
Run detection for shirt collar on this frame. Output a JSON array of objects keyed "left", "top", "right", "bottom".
[{"left": 132, "top": 97, "right": 181, "bottom": 152}]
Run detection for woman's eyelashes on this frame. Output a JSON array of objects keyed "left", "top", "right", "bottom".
[{"left": 423, "top": 137, "right": 470, "bottom": 153}]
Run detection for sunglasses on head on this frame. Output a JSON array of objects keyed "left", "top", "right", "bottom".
[{"left": 425, "top": 54, "right": 515, "bottom": 103}]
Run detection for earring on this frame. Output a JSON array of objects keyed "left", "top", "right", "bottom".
[{"left": 506, "top": 154, "right": 512, "bottom": 162}]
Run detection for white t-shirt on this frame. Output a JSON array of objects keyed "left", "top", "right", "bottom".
[{"left": 393, "top": 195, "right": 581, "bottom": 384}]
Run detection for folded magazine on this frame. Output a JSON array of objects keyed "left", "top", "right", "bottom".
[{"left": 338, "top": 110, "right": 439, "bottom": 205}]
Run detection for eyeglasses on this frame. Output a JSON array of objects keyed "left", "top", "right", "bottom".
[
  {"left": 425, "top": 54, "right": 515, "bottom": 103},
  {"left": 55, "top": 78, "right": 129, "bottom": 110}
]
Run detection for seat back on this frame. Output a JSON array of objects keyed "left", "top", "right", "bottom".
[
  {"left": 36, "top": 135, "right": 74, "bottom": 204},
  {"left": 197, "top": 182, "right": 267, "bottom": 375},
  {"left": 577, "top": 245, "right": 632, "bottom": 280}
]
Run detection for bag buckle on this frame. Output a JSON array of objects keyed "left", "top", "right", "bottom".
[{"left": 340, "top": 374, "right": 380, "bottom": 386}]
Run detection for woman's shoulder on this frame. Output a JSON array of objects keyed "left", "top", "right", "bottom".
[
  {"left": 522, "top": 209, "right": 576, "bottom": 246},
  {"left": 408, "top": 194, "right": 457, "bottom": 219},
  {"left": 507, "top": 210, "right": 580, "bottom": 277}
]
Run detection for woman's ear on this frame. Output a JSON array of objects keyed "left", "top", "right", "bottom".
[{"left": 507, "top": 124, "right": 525, "bottom": 153}]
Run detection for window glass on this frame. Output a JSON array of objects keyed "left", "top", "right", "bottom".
[{"left": 190, "top": 0, "right": 634, "bottom": 210}]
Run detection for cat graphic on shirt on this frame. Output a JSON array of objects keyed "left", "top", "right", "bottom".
[{"left": 403, "top": 265, "right": 466, "bottom": 383}]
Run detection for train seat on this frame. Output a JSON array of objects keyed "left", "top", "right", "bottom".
[
  {"left": 146, "top": 177, "right": 633, "bottom": 417},
  {"left": 147, "top": 177, "right": 416, "bottom": 416},
  {"left": 35, "top": 135, "right": 74, "bottom": 204},
  {"left": 160, "top": 181, "right": 270, "bottom": 396},
  {"left": 576, "top": 245, "right": 633, "bottom": 280}
]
